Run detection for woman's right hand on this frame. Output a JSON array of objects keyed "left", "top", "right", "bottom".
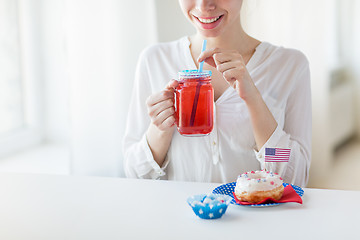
[{"left": 146, "top": 80, "right": 179, "bottom": 132}]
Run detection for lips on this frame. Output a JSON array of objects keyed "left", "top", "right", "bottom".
[
  {"left": 193, "top": 14, "right": 224, "bottom": 30},
  {"left": 197, "top": 16, "right": 222, "bottom": 23}
]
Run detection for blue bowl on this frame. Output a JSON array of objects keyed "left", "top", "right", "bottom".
[{"left": 187, "top": 194, "right": 232, "bottom": 219}]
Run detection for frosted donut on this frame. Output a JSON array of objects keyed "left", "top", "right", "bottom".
[{"left": 234, "top": 170, "right": 284, "bottom": 203}]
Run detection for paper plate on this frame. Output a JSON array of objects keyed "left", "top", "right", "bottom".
[{"left": 212, "top": 182, "right": 304, "bottom": 207}]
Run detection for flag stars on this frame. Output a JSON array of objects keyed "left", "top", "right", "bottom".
[{"left": 265, "top": 148, "right": 291, "bottom": 162}]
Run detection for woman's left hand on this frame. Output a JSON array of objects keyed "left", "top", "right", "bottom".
[{"left": 198, "top": 48, "right": 258, "bottom": 102}]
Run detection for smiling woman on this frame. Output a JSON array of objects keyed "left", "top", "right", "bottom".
[
  {"left": 147, "top": 0, "right": 360, "bottom": 189},
  {"left": 123, "top": 0, "right": 312, "bottom": 186}
]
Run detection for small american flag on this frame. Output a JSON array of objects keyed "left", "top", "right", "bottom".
[{"left": 265, "top": 148, "right": 291, "bottom": 162}]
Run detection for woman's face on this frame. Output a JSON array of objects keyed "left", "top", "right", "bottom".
[{"left": 179, "top": 0, "right": 243, "bottom": 38}]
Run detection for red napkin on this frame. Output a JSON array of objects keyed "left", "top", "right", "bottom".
[{"left": 233, "top": 185, "right": 303, "bottom": 205}]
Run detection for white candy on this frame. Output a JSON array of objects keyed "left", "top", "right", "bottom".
[{"left": 216, "top": 197, "right": 225, "bottom": 202}]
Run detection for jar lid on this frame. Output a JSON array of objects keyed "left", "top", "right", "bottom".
[{"left": 178, "top": 70, "right": 212, "bottom": 79}]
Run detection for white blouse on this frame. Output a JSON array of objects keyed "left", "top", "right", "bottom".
[{"left": 123, "top": 37, "right": 311, "bottom": 187}]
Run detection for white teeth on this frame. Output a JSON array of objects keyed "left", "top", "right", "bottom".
[{"left": 198, "top": 16, "right": 220, "bottom": 24}]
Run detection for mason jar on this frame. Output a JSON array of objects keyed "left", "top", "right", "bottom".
[{"left": 175, "top": 70, "right": 214, "bottom": 136}]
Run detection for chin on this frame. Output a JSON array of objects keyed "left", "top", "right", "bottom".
[{"left": 198, "top": 29, "right": 223, "bottom": 38}]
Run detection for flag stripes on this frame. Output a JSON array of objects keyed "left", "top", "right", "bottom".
[{"left": 265, "top": 148, "right": 291, "bottom": 162}]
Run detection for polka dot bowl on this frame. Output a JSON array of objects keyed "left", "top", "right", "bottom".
[{"left": 187, "top": 194, "right": 232, "bottom": 219}]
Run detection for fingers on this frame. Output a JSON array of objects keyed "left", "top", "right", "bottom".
[
  {"left": 214, "top": 57, "right": 246, "bottom": 89},
  {"left": 146, "top": 80, "right": 178, "bottom": 131},
  {"left": 147, "top": 80, "right": 178, "bottom": 106},
  {"left": 198, "top": 48, "right": 244, "bottom": 69},
  {"left": 146, "top": 90, "right": 174, "bottom": 107},
  {"left": 223, "top": 68, "right": 243, "bottom": 88},
  {"left": 197, "top": 47, "right": 255, "bottom": 100},
  {"left": 214, "top": 52, "right": 243, "bottom": 65},
  {"left": 166, "top": 79, "right": 179, "bottom": 90},
  {"left": 153, "top": 106, "right": 176, "bottom": 130},
  {"left": 216, "top": 61, "right": 243, "bottom": 73},
  {"left": 197, "top": 48, "right": 221, "bottom": 68},
  {"left": 147, "top": 97, "right": 174, "bottom": 118},
  {"left": 197, "top": 48, "right": 222, "bottom": 63},
  {"left": 201, "top": 58, "right": 215, "bottom": 68},
  {"left": 197, "top": 48, "right": 245, "bottom": 81}
]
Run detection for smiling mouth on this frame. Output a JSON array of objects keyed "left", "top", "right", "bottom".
[{"left": 195, "top": 15, "right": 223, "bottom": 24}]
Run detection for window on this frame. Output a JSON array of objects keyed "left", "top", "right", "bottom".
[
  {"left": 0, "top": 0, "right": 24, "bottom": 136},
  {"left": 0, "top": 0, "right": 43, "bottom": 158}
]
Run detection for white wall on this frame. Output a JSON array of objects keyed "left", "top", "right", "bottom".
[
  {"left": 17, "top": 0, "right": 157, "bottom": 177},
  {"left": 41, "top": 0, "right": 70, "bottom": 143},
  {"left": 154, "top": 0, "right": 195, "bottom": 42},
  {"left": 65, "top": 0, "right": 157, "bottom": 177}
]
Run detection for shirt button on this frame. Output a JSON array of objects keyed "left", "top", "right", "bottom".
[
  {"left": 259, "top": 154, "right": 263, "bottom": 158},
  {"left": 213, "top": 141, "right": 216, "bottom": 145}
]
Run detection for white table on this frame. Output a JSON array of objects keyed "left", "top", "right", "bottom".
[{"left": 0, "top": 173, "right": 359, "bottom": 240}]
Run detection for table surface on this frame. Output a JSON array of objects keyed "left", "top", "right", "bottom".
[{"left": 0, "top": 173, "right": 359, "bottom": 240}]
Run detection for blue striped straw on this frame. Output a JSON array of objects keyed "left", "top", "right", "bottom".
[{"left": 198, "top": 39, "right": 207, "bottom": 72}]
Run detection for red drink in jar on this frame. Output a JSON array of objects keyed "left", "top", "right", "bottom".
[{"left": 175, "top": 70, "right": 213, "bottom": 136}]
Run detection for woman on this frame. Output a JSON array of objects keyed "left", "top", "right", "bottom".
[{"left": 123, "top": 0, "right": 311, "bottom": 186}]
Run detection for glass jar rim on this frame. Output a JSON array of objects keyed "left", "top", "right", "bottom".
[{"left": 178, "top": 70, "right": 212, "bottom": 79}]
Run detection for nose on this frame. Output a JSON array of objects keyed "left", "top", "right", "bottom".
[{"left": 195, "top": 0, "right": 216, "bottom": 12}]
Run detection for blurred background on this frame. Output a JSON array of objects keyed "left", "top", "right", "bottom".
[{"left": 0, "top": 0, "right": 359, "bottom": 190}]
